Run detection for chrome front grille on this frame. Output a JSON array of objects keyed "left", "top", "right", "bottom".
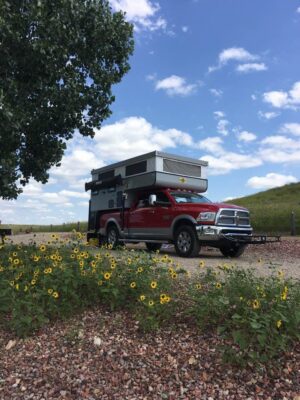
[{"left": 216, "top": 209, "right": 250, "bottom": 227}]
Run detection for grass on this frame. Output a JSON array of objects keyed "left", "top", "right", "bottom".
[
  {"left": 226, "top": 182, "right": 300, "bottom": 234},
  {"left": 2, "top": 222, "right": 88, "bottom": 234}
]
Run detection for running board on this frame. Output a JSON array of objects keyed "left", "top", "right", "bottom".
[{"left": 119, "top": 239, "right": 168, "bottom": 243}]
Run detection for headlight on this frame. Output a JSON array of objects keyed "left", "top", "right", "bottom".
[{"left": 197, "top": 212, "right": 216, "bottom": 222}]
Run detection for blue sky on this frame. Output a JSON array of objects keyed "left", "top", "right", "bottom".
[{"left": 2, "top": 0, "right": 300, "bottom": 225}]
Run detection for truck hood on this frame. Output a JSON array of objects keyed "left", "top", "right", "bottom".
[{"left": 174, "top": 202, "right": 248, "bottom": 212}]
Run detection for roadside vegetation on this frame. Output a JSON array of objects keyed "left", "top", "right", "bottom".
[
  {"left": 227, "top": 182, "right": 300, "bottom": 234},
  {"left": 0, "top": 233, "right": 299, "bottom": 367}
]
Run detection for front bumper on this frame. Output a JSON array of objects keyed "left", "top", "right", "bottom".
[{"left": 196, "top": 224, "right": 253, "bottom": 242}]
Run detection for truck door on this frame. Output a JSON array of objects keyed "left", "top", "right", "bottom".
[{"left": 128, "top": 191, "right": 172, "bottom": 239}]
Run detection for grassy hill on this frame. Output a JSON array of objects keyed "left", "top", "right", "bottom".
[{"left": 227, "top": 182, "right": 300, "bottom": 234}]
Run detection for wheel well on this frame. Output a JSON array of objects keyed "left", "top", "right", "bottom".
[{"left": 173, "top": 219, "right": 196, "bottom": 235}]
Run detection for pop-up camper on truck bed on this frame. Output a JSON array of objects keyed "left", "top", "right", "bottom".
[{"left": 85, "top": 151, "right": 279, "bottom": 257}]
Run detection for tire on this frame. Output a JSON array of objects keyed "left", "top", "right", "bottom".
[
  {"left": 106, "top": 225, "right": 123, "bottom": 249},
  {"left": 145, "top": 242, "right": 162, "bottom": 252},
  {"left": 220, "top": 244, "right": 247, "bottom": 258},
  {"left": 174, "top": 225, "right": 200, "bottom": 257}
]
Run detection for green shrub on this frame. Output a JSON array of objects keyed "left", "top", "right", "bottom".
[{"left": 189, "top": 265, "right": 300, "bottom": 365}]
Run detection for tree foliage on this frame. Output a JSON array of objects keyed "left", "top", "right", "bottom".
[{"left": 0, "top": 0, "right": 134, "bottom": 199}]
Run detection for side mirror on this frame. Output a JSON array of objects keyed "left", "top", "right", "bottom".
[{"left": 149, "top": 194, "right": 157, "bottom": 206}]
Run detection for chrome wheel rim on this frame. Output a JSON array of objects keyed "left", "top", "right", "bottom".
[
  {"left": 177, "top": 231, "right": 191, "bottom": 253},
  {"left": 108, "top": 229, "right": 117, "bottom": 246}
]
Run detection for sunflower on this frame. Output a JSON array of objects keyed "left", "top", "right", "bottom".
[
  {"left": 150, "top": 281, "right": 157, "bottom": 289},
  {"left": 130, "top": 282, "right": 136, "bottom": 289},
  {"left": 252, "top": 299, "right": 260, "bottom": 309},
  {"left": 39, "top": 244, "right": 46, "bottom": 252},
  {"left": 140, "top": 295, "right": 146, "bottom": 301},
  {"left": 104, "top": 272, "right": 111, "bottom": 280}
]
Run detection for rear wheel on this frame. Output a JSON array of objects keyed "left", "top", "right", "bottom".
[
  {"left": 106, "top": 225, "right": 123, "bottom": 249},
  {"left": 145, "top": 242, "right": 162, "bottom": 252},
  {"left": 220, "top": 244, "right": 247, "bottom": 258},
  {"left": 174, "top": 225, "right": 200, "bottom": 257}
]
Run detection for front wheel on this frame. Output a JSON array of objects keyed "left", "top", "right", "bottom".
[
  {"left": 220, "top": 244, "right": 247, "bottom": 258},
  {"left": 174, "top": 225, "right": 200, "bottom": 257},
  {"left": 145, "top": 242, "right": 162, "bottom": 252}
]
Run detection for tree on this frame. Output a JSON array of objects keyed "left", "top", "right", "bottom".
[{"left": 0, "top": 0, "right": 134, "bottom": 199}]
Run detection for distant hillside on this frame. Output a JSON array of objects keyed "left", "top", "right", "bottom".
[{"left": 226, "top": 182, "right": 300, "bottom": 234}]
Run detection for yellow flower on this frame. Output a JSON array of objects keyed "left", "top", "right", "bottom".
[
  {"left": 160, "top": 293, "right": 167, "bottom": 301},
  {"left": 39, "top": 244, "right": 46, "bottom": 252},
  {"left": 48, "top": 288, "right": 53, "bottom": 295},
  {"left": 52, "top": 291, "right": 59, "bottom": 299},
  {"left": 150, "top": 281, "right": 157, "bottom": 289},
  {"left": 110, "top": 263, "right": 116, "bottom": 270},
  {"left": 104, "top": 272, "right": 111, "bottom": 280},
  {"left": 98, "top": 280, "right": 103, "bottom": 286},
  {"left": 130, "top": 282, "right": 136, "bottom": 288},
  {"left": 171, "top": 272, "right": 177, "bottom": 279},
  {"left": 281, "top": 292, "right": 287, "bottom": 301},
  {"left": 31, "top": 279, "right": 36, "bottom": 285},
  {"left": 73, "top": 248, "right": 79, "bottom": 254},
  {"left": 13, "top": 258, "right": 20, "bottom": 265},
  {"left": 195, "top": 283, "right": 202, "bottom": 290},
  {"left": 33, "top": 256, "right": 40, "bottom": 262},
  {"left": 216, "top": 282, "right": 222, "bottom": 289},
  {"left": 199, "top": 260, "right": 205, "bottom": 268},
  {"left": 127, "top": 258, "right": 132, "bottom": 265},
  {"left": 15, "top": 283, "right": 19, "bottom": 291},
  {"left": 81, "top": 271, "right": 86, "bottom": 276},
  {"left": 13, "top": 252, "right": 17, "bottom": 257},
  {"left": 24, "top": 285, "right": 28, "bottom": 292},
  {"left": 70, "top": 254, "right": 75, "bottom": 259},
  {"left": 239, "top": 296, "right": 244, "bottom": 301},
  {"left": 276, "top": 320, "right": 282, "bottom": 328},
  {"left": 91, "top": 261, "right": 96, "bottom": 268},
  {"left": 137, "top": 267, "right": 143, "bottom": 273},
  {"left": 148, "top": 300, "right": 154, "bottom": 307},
  {"left": 252, "top": 299, "right": 260, "bottom": 309},
  {"left": 140, "top": 295, "right": 146, "bottom": 301},
  {"left": 79, "top": 260, "right": 84, "bottom": 267},
  {"left": 277, "top": 270, "right": 284, "bottom": 278}
]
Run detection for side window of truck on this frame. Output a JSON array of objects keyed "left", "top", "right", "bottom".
[{"left": 155, "top": 192, "right": 171, "bottom": 205}]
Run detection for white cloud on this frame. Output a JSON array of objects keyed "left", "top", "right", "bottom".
[
  {"left": 214, "top": 111, "right": 226, "bottom": 119},
  {"left": 259, "top": 135, "right": 300, "bottom": 163},
  {"left": 258, "top": 111, "right": 280, "bottom": 120},
  {"left": 51, "top": 149, "right": 101, "bottom": 181},
  {"left": 197, "top": 137, "right": 224, "bottom": 154},
  {"left": 110, "top": 0, "right": 167, "bottom": 32},
  {"left": 237, "top": 131, "right": 257, "bottom": 142},
  {"left": 93, "top": 116, "right": 194, "bottom": 161},
  {"left": 210, "top": 88, "right": 223, "bottom": 97},
  {"left": 297, "top": 6, "right": 300, "bottom": 13},
  {"left": 236, "top": 63, "right": 267, "bottom": 73},
  {"left": 59, "top": 190, "right": 89, "bottom": 199},
  {"left": 280, "top": 123, "right": 300, "bottom": 136},
  {"left": 182, "top": 26, "right": 189, "bottom": 33},
  {"left": 261, "top": 135, "right": 300, "bottom": 149},
  {"left": 247, "top": 173, "right": 297, "bottom": 189},
  {"left": 263, "top": 81, "right": 300, "bottom": 109},
  {"left": 219, "top": 47, "right": 258, "bottom": 64},
  {"left": 208, "top": 47, "right": 259, "bottom": 73},
  {"left": 155, "top": 75, "right": 198, "bottom": 96},
  {"left": 217, "top": 119, "right": 230, "bottom": 136},
  {"left": 203, "top": 152, "right": 262, "bottom": 175}
]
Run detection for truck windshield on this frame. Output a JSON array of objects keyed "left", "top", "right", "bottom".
[{"left": 170, "top": 192, "right": 211, "bottom": 204}]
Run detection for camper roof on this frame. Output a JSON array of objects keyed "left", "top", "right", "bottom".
[{"left": 91, "top": 151, "right": 208, "bottom": 174}]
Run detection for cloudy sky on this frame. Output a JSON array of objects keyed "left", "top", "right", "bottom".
[{"left": 2, "top": 0, "right": 300, "bottom": 225}]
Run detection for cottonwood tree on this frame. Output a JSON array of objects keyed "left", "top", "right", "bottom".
[{"left": 0, "top": 0, "right": 134, "bottom": 199}]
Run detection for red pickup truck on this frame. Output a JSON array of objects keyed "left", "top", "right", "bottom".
[{"left": 98, "top": 188, "right": 252, "bottom": 258}]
